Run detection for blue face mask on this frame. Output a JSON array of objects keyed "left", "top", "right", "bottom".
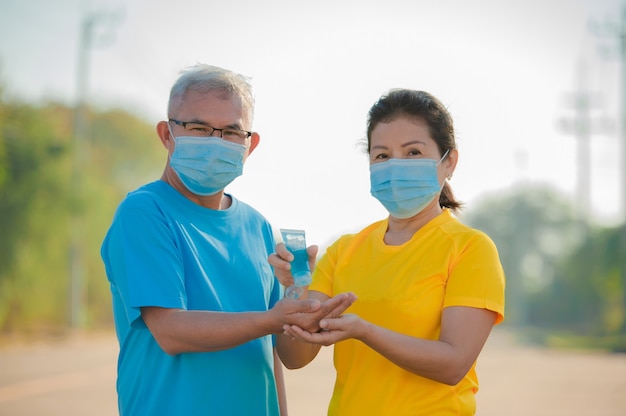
[
  {"left": 370, "top": 151, "right": 449, "bottom": 219},
  {"left": 169, "top": 135, "right": 246, "bottom": 196}
]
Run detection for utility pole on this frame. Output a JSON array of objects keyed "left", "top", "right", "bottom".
[
  {"left": 590, "top": 1, "right": 626, "bottom": 333},
  {"left": 594, "top": 3, "right": 626, "bottom": 222},
  {"left": 559, "top": 60, "right": 611, "bottom": 221},
  {"left": 560, "top": 60, "right": 594, "bottom": 220},
  {"left": 69, "top": 11, "right": 121, "bottom": 328},
  {"left": 604, "top": 3, "right": 626, "bottom": 226},
  {"left": 619, "top": 3, "right": 626, "bottom": 335}
]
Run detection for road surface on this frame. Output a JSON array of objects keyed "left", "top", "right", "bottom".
[{"left": 0, "top": 328, "right": 624, "bottom": 415}]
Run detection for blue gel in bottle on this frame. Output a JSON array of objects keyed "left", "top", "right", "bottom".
[{"left": 280, "top": 229, "right": 312, "bottom": 299}]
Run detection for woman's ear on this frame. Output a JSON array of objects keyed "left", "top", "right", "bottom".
[{"left": 445, "top": 148, "right": 459, "bottom": 179}]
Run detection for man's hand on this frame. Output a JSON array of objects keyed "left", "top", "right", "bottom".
[{"left": 271, "top": 292, "right": 357, "bottom": 333}]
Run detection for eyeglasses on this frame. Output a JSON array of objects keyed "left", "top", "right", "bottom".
[{"left": 169, "top": 119, "right": 252, "bottom": 142}]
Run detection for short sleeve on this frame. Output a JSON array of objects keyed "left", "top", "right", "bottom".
[
  {"left": 443, "top": 232, "right": 506, "bottom": 324},
  {"left": 103, "top": 197, "right": 187, "bottom": 328},
  {"left": 310, "top": 234, "right": 355, "bottom": 297}
]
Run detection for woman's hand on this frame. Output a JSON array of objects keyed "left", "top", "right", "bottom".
[
  {"left": 269, "top": 242, "right": 318, "bottom": 287},
  {"left": 273, "top": 292, "right": 357, "bottom": 333},
  {"left": 283, "top": 313, "right": 365, "bottom": 346}
]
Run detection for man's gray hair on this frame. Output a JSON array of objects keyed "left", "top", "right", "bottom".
[{"left": 167, "top": 64, "right": 255, "bottom": 126}]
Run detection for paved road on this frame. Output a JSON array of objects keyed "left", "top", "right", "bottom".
[
  {"left": 0, "top": 331, "right": 117, "bottom": 416},
  {"left": 0, "top": 328, "right": 624, "bottom": 415}
]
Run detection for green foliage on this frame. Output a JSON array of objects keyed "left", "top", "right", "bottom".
[
  {"left": 464, "top": 183, "right": 583, "bottom": 326},
  {"left": 528, "top": 225, "right": 625, "bottom": 337},
  {"left": 0, "top": 92, "right": 163, "bottom": 333},
  {"left": 0, "top": 100, "right": 72, "bottom": 330},
  {"left": 464, "top": 183, "right": 626, "bottom": 351},
  {"left": 82, "top": 108, "right": 164, "bottom": 325}
]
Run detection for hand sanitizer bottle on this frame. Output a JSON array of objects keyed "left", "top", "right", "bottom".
[{"left": 280, "top": 229, "right": 312, "bottom": 299}]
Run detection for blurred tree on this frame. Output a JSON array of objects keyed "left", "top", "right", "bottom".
[
  {"left": 464, "top": 183, "right": 626, "bottom": 350},
  {"left": 463, "top": 183, "right": 583, "bottom": 326},
  {"left": 528, "top": 224, "right": 625, "bottom": 338},
  {"left": 0, "top": 93, "right": 163, "bottom": 333},
  {"left": 0, "top": 99, "right": 71, "bottom": 330},
  {"left": 81, "top": 108, "right": 163, "bottom": 325}
]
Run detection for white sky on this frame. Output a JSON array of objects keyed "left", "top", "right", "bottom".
[{"left": 0, "top": 0, "right": 624, "bottom": 246}]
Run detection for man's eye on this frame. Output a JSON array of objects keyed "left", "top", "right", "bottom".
[
  {"left": 187, "top": 124, "right": 210, "bottom": 133},
  {"left": 223, "top": 130, "right": 243, "bottom": 139}
]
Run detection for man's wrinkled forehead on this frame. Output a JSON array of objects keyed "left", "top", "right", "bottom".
[{"left": 169, "top": 89, "right": 252, "bottom": 126}]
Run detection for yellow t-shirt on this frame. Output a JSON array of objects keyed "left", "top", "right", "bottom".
[{"left": 310, "top": 209, "right": 505, "bottom": 416}]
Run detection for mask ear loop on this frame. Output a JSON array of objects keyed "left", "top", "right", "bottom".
[
  {"left": 438, "top": 149, "right": 452, "bottom": 180},
  {"left": 167, "top": 122, "right": 176, "bottom": 142},
  {"left": 437, "top": 149, "right": 451, "bottom": 165}
]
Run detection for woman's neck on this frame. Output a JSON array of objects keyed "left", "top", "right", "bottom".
[{"left": 384, "top": 203, "right": 443, "bottom": 246}]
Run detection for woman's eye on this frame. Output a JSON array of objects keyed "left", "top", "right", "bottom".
[
  {"left": 408, "top": 149, "right": 421, "bottom": 156},
  {"left": 374, "top": 153, "right": 388, "bottom": 160}
]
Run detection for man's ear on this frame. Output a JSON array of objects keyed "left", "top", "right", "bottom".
[
  {"left": 156, "top": 121, "right": 172, "bottom": 150},
  {"left": 247, "top": 132, "right": 260, "bottom": 155}
]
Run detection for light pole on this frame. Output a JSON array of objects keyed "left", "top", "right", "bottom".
[
  {"left": 589, "top": 1, "right": 626, "bottom": 333},
  {"left": 69, "top": 11, "right": 120, "bottom": 328},
  {"left": 559, "top": 58, "right": 613, "bottom": 224},
  {"left": 619, "top": 3, "right": 626, "bottom": 335},
  {"left": 560, "top": 60, "right": 593, "bottom": 220}
]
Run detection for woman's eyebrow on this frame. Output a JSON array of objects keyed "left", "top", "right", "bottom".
[
  {"left": 401, "top": 140, "right": 426, "bottom": 147},
  {"left": 371, "top": 139, "right": 426, "bottom": 151}
]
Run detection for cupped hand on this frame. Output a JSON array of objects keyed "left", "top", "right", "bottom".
[
  {"left": 283, "top": 313, "right": 363, "bottom": 346},
  {"left": 274, "top": 292, "right": 357, "bottom": 333}
]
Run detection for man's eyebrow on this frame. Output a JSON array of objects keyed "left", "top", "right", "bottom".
[
  {"left": 187, "top": 118, "right": 244, "bottom": 130},
  {"left": 185, "top": 118, "right": 209, "bottom": 125}
]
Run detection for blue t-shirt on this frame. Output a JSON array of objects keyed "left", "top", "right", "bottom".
[{"left": 101, "top": 180, "right": 281, "bottom": 416}]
